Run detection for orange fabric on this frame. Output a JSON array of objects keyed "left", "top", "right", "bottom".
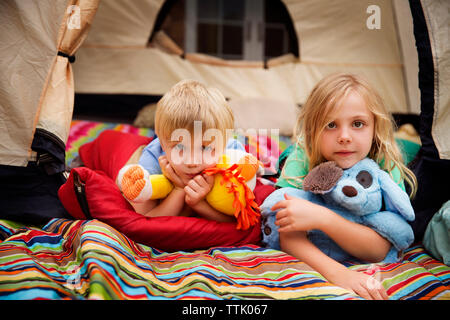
[
  {"left": 121, "top": 165, "right": 146, "bottom": 201},
  {"left": 236, "top": 155, "right": 259, "bottom": 181}
]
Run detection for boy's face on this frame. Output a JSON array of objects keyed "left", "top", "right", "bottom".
[{"left": 160, "top": 133, "right": 223, "bottom": 182}]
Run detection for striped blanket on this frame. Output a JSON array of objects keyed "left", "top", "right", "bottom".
[
  {"left": 0, "top": 218, "right": 448, "bottom": 300},
  {"left": 66, "top": 120, "right": 156, "bottom": 167}
]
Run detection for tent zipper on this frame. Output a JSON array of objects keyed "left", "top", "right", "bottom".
[{"left": 72, "top": 170, "right": 92, "bottom": 220}]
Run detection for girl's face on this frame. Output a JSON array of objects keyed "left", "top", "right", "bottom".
[{"left": 319, "top": 91, "right": 375, "bottom": 169}]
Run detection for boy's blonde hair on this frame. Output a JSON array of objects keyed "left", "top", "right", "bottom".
[
  {"left": 155, "top": 79, "right": 234, "bottom": 145},
  {"left": 287, "top": 73, "right": 417, "bottom": 197}
]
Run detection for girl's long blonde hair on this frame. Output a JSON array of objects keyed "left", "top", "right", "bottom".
[{"left": 286, "top": 73, "right": 417, "bottom": 197}]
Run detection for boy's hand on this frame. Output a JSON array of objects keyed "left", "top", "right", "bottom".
[
  {"left": 272, "top": 193, "right": 327, "bottom": 232},
  {"left": 184, "top": 174, "right": 215, "bottom": 207},
  {"left": 159, "top": 155, "right": 185, "bottom": 189}
]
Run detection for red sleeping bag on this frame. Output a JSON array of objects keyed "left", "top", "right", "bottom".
[{"left": 58, "top": 130, "right": 272, "bottom": 251}]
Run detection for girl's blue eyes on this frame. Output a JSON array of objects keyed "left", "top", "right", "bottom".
[{"left": 325, "top": 121, "right": 365, "bottom": 129}]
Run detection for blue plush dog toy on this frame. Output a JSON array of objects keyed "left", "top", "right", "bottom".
[{"left": 261, "top": 158, "right": 415, "bottom": 263}]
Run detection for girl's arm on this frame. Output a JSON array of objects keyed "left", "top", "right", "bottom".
[
  {"left": 318, "top": 207, "right": 391, "bottom": 262},
  {"left": 273, "top": 194, "right": 391, "bottom": 263},
  {"left": 280, "top": 231, "right": 388, "bottom": 300}
]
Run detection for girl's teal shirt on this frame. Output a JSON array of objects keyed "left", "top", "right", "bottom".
[{"left": 276, "top": 143, "right": 406, "bottom": 191}]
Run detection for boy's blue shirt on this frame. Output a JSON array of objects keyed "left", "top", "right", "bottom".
[{"left": 138, "top": 137, "right": 246, "bottom": 174}]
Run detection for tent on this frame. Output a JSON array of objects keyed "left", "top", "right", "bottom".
[
  {"left": 0, "top": 0, "right": 448, "bottom": 240},
  {"left": 0, "top": 0, "right": 99, "bottom": 223}
]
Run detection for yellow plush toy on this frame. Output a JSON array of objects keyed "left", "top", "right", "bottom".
[{"left": 117, "top": 149, "right": 263, "bottom": 230}]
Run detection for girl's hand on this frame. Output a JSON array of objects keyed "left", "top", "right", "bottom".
[
  {"left": 159, "top": 155, "right": 185, "bottom": 189},
  {"left": 272, "top": 193, "right": 327, "bottom": 232},
  {"left": 329, "top": 269, "right": 389, "bottom": 300},
  {"left": 185, "top": 174, "right": 215, "bottom": 207}
]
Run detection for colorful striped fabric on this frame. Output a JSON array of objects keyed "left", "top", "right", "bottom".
[
  {"left": 66, "top": 120, "right": 156, "bottom": 167},
  {"left": 0, "top": 218, "right": 448, "bottom": 300}
]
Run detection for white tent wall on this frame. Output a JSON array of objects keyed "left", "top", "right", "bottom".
[
  {"left": 393, "top": 0, "right": 420, "bottom": 115},
  {"left": 73, "top": 0, "right": 419, "bottom": 116},
  {"left": 0, "top": 0, "right": 99, "bottom": 168},
  {"left": 0, "top": 0, "right": 68, "bottom": 166},
  {"left": 81, "top": 0, "right": 163, "bottom": 46}
]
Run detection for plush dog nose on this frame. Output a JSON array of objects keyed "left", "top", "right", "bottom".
[{"left": 342, "top": 185, "right": 357, "bottom": 197}]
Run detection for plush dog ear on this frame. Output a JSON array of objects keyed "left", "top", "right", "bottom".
[
  {"left": 378, "top": 170, "right": 415, "bottom": 221},
  {"left": 303, "top": 161, "right": 343, "bottom": 194}
]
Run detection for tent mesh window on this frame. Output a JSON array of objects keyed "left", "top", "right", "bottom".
[{"left": 150, "top": 0, "right": 298, "bottom": 61}]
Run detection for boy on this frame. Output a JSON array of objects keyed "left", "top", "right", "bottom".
[{"left": 118, "top": 79, "right": 244, "bottom": 222}]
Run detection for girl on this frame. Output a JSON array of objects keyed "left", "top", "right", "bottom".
[{"left": 271, "top": 73, "right": 417, "bottom": 300}]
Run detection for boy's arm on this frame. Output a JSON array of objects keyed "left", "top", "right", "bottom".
[
  {"left": 189, "top": 200, "right": 236, "bottom": 223},
  {"left": 141, "top": 188, "right": 186, "bottom": 217}
]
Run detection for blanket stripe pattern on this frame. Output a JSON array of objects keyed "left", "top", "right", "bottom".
[
  {"left": 66, "top": 120, "right": 156, "bottom": 167},
  {"left": 0, "top": 218, "right": 448, "bottom": 300}
]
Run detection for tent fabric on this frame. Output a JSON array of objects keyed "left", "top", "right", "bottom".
[
  {"left": 420, "top": 0, "right": 449, "bottom": 160},
  {"left": 392, "top": 0, "right": 420, "bottom": 114},
  {"left": 285, "top": 0, "right": 401, "bottom": 65},
  {"left": 74, "top": 46, "right": 410, "bottom": 113},
  {"left": 82, "top": 0, "right": 164, "bottom": 47},
  {"left": 0, "top": 0, "right": 68, "bottom": 167},
  {"left": 407, "top": 0, "right": 450, "bottom": 242},
  {"left": 0, "top": 0, "right": 99, "bottom": 168},
  {"left": 36, "top": 0, "right": 100, "bottom": 161},
  {"left": 73, "top": 0, "right": 419, "bottom": 117},
  {"left": 0, "top": 1, "right": 100, "bottom": 225}
]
